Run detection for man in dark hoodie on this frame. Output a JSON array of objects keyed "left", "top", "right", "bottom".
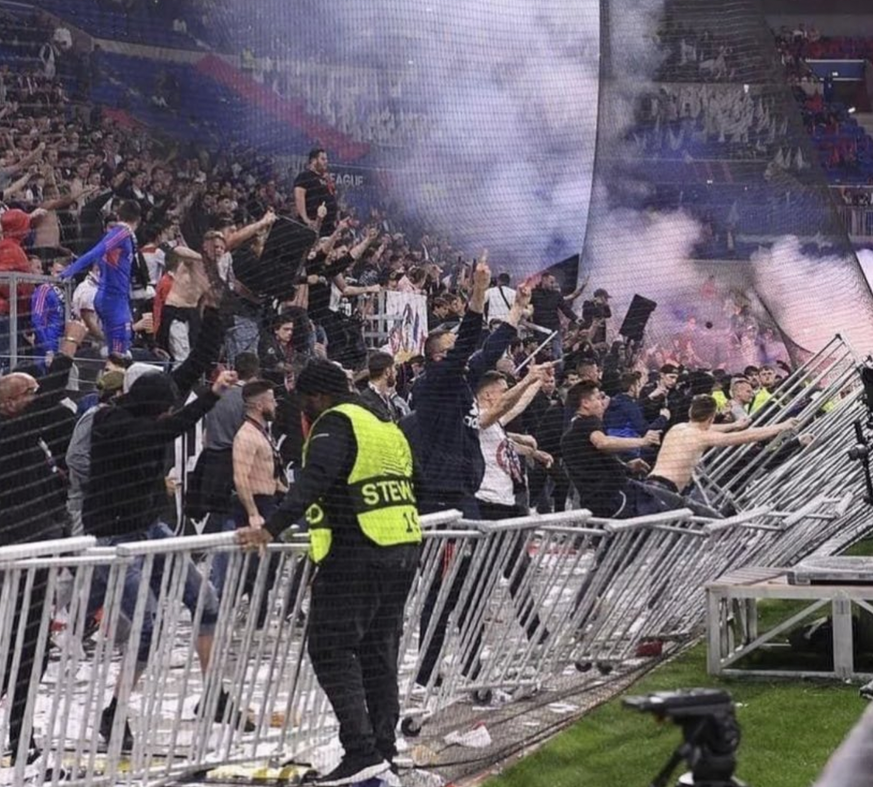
[
  {"left": 403, "top": 254, "right": 532, "bottom": 686},
  {"left": 76, "top": 300, "right": 247, "bottom": 750},
  {"left": 83, "top": 364, "right": 238, "bottom": 750}
]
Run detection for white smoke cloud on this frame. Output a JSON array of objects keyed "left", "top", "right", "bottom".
[
  {"left": 573, "top": 2, "right": 873, "bottom": 363},
  {"left": 580, "top": 206, "right": 711, "bottom": 338},
  {"left": 363, "top": 0, "right": 603, "bottom": 273},
  {"left": 242, "top": 0, "right": 674, "bottom": 274},
  {"left": 249, "top": 0, "right": 873, "bottom": 363},
  {"left": 751, "top": 238, "right": 873, "bottom": 356}
]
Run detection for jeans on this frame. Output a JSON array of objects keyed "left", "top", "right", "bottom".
[
  {"left": 88, "top": 522, "right": 220, "bottom": 666},
  {"left": 417, "top": 501, "right": 545, "bottom": 685},
  {"left": 224, "top": 315, "right": 260, "bottom": 365},
  {"left": 416, "top": 495, "right": 481, "bottom": 686},
  {"left": 550, "top": 331, "right": 564, "bottom": 363},
  {"left": 211, "top": 496, "right": 303, "bottom": 627}
]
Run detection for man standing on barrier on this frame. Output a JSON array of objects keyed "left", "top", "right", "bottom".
[
  {"left": 238, "top": 359, "right": 422, "bottom": 786},
  {"left": 58, "top": 200, "right": 142, "bottom": 355}
]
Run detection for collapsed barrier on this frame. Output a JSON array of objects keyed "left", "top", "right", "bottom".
[
  {"left": 2, "top": 500, "right": 868, "bottom": 785},
  {"left": 1, "top": 334, "right": 871, "bottom": 785}
]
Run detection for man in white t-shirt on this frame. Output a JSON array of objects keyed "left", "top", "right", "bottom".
[
  {"left": 475, "top": 368, "right": 552, "bottom": 515},
  {"left": 485, "top": 272, "right": 516, "bottom": 321},
  {"left": 71, "top": 267, "right": 103, "bottom": 342},
  {"left": 470, "top": 367, "right": 554, "bottom": 652}
]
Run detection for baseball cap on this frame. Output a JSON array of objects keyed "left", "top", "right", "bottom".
[
  {"left": 97, "top": 370, "right": 124, "bottom": 394},
  {"left": 660, "top": 364, "right": 680, "bottom": 376},
  {"left": 593, "top": 288, "right": 610, "bottom": 300}
]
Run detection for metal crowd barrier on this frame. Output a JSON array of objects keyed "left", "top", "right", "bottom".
[
  {"left": 837, "top": 203, "right": 873, "bottom": 241},
  {"left": 1, "top": 466, "right": 872, "bottom": 782},
  {"left": 697, "top": 334, "right": 864, "bottom": 511}
]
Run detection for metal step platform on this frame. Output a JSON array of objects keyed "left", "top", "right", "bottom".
[{"left": 790, "top": 557, "right": 873, "bottom": 586}]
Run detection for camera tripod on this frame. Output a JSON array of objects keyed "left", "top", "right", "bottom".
[{"left": 647, "top": 717, "right": 749, "bottom": 787}]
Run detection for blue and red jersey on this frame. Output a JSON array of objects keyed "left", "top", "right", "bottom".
[
  {"left": 60, "top": 223, "right": 137, "bottom": 316},
  {"left": 31, "top": 282, "right": 66, "bottom": 357}
]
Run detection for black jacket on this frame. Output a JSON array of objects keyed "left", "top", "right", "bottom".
[
  {"left": 83, "top": 307, "right": 224, "bottom": 538},
  {"left": 405, "top": 311, "right": 517, "bottom": 509},
  {"left": 84, "top": 388, "right": 220, "bottom": 539},
  {"left": 0, "top": 356, "right": 74, "bottom": 545},
  {"left": 267, "top": 401, "right": 412, "bottom": 560},
  {"left": 530, "top": 287, "right": 577, "bottom": 331}
]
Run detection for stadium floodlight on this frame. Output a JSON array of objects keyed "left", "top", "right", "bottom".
[{"left": 623, "top": 689, "right": 749, "bottom": 787}]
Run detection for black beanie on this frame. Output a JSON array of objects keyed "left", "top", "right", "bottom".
[
  {"left": 296, "top": 360, "right": 350, "bottom": 398},
  {"left": 124, "top": 373, "right": 177, "bottom": 418}
]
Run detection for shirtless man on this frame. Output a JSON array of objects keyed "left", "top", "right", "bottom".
[
  {"left": 221, "top": 379, "right": 289, "bottom": 620},
  {"left": 648, "top": 394, "right": 803, "bottom": 494},
  {"left": 158, "top": 246, "right": 211, "bottom": 361},
  {"left": 233, "top": 379, "right": 287, "bottom": 529}
]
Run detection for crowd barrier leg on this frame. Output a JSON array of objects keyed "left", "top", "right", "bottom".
[{"left": 399, "top": 529, "right": 486, "bottom": 727}]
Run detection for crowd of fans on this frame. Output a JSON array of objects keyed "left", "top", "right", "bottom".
[
  {"left": 0, "top": 8, "right": 842, "bottom": 777},
  {"left": 633, "top": 83, "right": 786, "bottom": 162},
  {"left": 775, "top": 23, "right": 873, "bottom": 182},
  {"left": 0, "top": 48, "right": 812, "bottom": 529}
]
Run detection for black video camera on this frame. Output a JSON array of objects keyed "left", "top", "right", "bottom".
[
  {"left": 623, "top": 689, "right": 747, "bottom": 787},
  {"left": 623, "top": 688, "right": 733, "bottom": 718}
]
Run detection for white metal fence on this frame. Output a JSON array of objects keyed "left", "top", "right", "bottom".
[{"left": 2, "top": 507, "right": 868, "bottom": 784}]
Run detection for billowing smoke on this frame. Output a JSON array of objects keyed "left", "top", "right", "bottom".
[
  {"left": 239, "top": 0, "right": 873, "bottom": 362},
  {"left": 240, "top": 0, "right": 678, "bottom": 273},
  {"left": 362, "top": 0, "right": 604, "bottom": 272},
  {"left": 575, "top": 0, "right": 873, "bottom": 363},
  {"left": 582, "top": 204, "right": 705, "bottom": 316},
  {"left": 578, "top": 203, "right": 734, "bottom": 360},
  {"left": 751, "top": 238, "right": 873, "bottom": 356}
]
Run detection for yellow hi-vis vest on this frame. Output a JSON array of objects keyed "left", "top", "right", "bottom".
[
  {"left": 750, "top": 387, "right": 773, "bottom": 414},
  {"left": 304, "top": 402, "right": 422, "bottom": 564}
]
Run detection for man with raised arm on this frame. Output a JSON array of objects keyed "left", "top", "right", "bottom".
[
  {"left": 59, "top": 199, "right": 142, "bottom": 354},
  {"left": 404, "top": 256, "right": 534, "bottom": 685},
  {"left": 408, "top": 252, "right": 531, "bottom": 515}
]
